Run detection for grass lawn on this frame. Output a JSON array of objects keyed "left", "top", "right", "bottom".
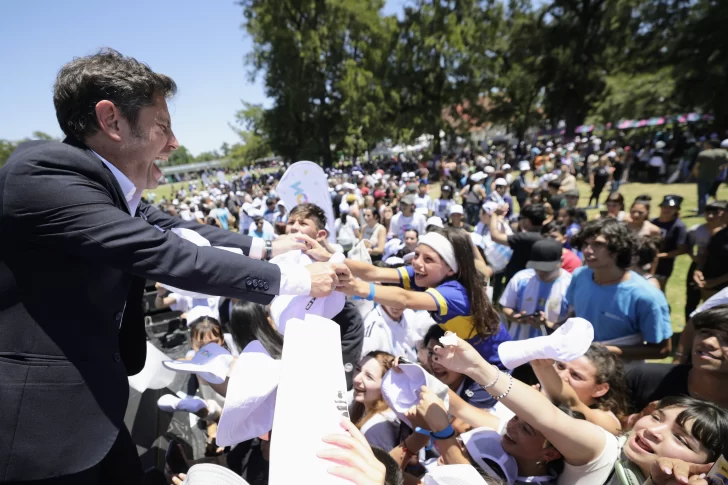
[{"left": 147, "top": 169, "right": 728, "bottom": 334}]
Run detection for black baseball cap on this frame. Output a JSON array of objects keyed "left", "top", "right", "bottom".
[
  {"left": 660, "top": 195, "right": 683, "bottom": 208},
  {"left": 526, "top": 239, "right": 563, "bottom": 272}
]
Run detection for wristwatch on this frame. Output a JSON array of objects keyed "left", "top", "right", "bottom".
[{"left": 265, "top": 240, "right": 273, "bottom": 260}]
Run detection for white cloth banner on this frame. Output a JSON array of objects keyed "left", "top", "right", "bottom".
[
  {"left": 277, "top": 161, "right": 336, "bottom": 243},
  {"left": 269, "top": 315, "right": 350, "bottom": 485}
]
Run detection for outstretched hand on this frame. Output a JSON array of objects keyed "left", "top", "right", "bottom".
[
  {"left": 431, "top": 332, "right": 485, "bottom": 378},
  {"left": 317, "top": 418, "right": 386, "bottom": 485}
]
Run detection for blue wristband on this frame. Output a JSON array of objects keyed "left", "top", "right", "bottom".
[
  {"left": 352, "top": 283, "right": 376, "bottom": 301},
  {"left": 366, "top": 282, "right": 376, "bottom": 301},
  {"left": 431, "top": 424, "right": 455, "bottom": 440},
  {"left": 414, "top": 427, "right": 431, "bottom": 436}
]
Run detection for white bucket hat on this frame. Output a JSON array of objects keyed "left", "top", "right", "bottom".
[
  {"left": 181, "top": 464, "right": 249, "bottom": 485},
  {"left": 460, "top": 428, "right": 518, "bottom": 484},
  {"left": 381, "top": 363, "right": 449, "bottom": 427},
  {"left": 268, "top": 252, "right": 346, "bottom": 335},
  {"left": 423, "top": 464, "right": 489, "bottom": 485},
  {"left": 163, "top": 342, "right": 234, "bottom": 385},
  {"left": 216, "top": 341, "right": 281, "bottom": 447}
]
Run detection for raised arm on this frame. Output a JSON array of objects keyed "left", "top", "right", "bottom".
[
  {"left": 531, "top": 359, "right": 621, "bottom": 435},
  {"left": 344, "top": 259, "right": 401, "bottom": 283},
  {"left": 340, "top": 278, "right": 439, "bottom": 312},
  {"left": 433, "top": 336, "right": 608, "bottom": 466}
]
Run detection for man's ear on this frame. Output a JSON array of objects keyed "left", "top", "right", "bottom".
[
  {"left": 317, "top": 229, "right": 328, "bottom": 241},
  {"left": 94, "top": 100, "right": 124, "bottom": 142}
]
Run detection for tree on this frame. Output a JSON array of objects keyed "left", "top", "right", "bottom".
[
  {"left": 229, "top": 101, "right": 273, "bottom": 165},
  {"left": 195, "top": 151, "right": 221, "bottom": 162},
  {"left": 220, "top": 142, "right": 231, "bottom": 157},
  {"left": 0, "top": 140, "right": 17, "bottom": 167},
  {"left": 534, "top": 0, "right": 635, "bottom": 135},
  {"left": 671, "top": 0, "right": 728, "bottom": 133},
  {"left": 239, "top": 0, "right": 394, "bottom": 166},
  {"left": 484, "top": 0, "right": 544, "bottom": 142},
  {"left": 390, "top": 0, "right": 501, "bottom": 153},
  {"left": 31, "top": 131, "right": 57, "bottom": 141},
  {"left": 166, "top": 145, "right": 194, "bottom": 166}
]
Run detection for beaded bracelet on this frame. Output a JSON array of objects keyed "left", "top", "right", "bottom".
[
  {"left": 493, "top": 374, "right": 514, "bottom": 401},
  {"left": 480, "top": 370, "right": 500, "bottom": 390}
]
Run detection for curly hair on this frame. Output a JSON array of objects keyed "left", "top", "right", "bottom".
[{"left": 570, "top": 218, "right": 636, "bottom": 269}]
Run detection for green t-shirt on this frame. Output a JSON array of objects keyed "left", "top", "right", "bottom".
[{"left": 696, "top": 148, "right": 728, "bottom": 181}]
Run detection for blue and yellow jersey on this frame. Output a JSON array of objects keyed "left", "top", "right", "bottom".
[{"left": 396, "top": 266, "right": 511, "bottom": 370}]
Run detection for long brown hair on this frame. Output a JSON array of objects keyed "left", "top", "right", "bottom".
[
  {"left": 429, "top": 227, "right": 500, "bottom": 338},
  {"left": 349, "top": 351, "right": 395, "bottom": 429},
  {"left": 584, "top": 344, "right": 630, "bottom": 419}
]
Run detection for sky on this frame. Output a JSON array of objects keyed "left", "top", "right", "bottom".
[{"left": 0, "top": 0, "right": 407, "bottom": 155}]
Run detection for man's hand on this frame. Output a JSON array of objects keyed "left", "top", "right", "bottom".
[
  {"left": 306, "top": 262, "right": 351, "bottom": 298},
  {"left": 271, "top": 234, "right": 309, "bottom": 257},
  {"left": 693, "top": 270, "right": 705, "bottom": 288},
  {"left": 155, "top": 282, "right": 167, "bottom": 296},
  {"left": 416, "top": 386, "right": 450, "bottom": 431},
  {"left": 494, "top": 203, "right": 508, "bottom": 216}
]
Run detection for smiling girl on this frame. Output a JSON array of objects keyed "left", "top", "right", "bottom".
[
  {"left": 431, "top": 334, "right": 728, "bottom": 485},
  {"left": 333, "top": 227, "right": 510, "bottom": 374},
  {"left": 349, "top": 351, "right": 399, "bottom": 451}
]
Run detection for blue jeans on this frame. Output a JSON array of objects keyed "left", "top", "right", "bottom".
[{"left": 697, "top": 179, "right": 711, "bottom": 214}]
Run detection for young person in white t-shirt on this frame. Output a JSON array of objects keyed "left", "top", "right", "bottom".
[
  {"left": 361, "top": 299, "right": 421, "bottom": 362},
  {"left": 388, "top": 195, "right": 427, "bottom": 241},
  {"left": 335, "top": 206, "right": 361, "bottom": 252}
]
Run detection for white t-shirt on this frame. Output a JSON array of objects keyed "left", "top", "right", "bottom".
[
  {"left": 691, "top": 286, "right": 728, "bottom": 318},
  {"left": 335, "top": 215, "right": 360, "bottom": 247},
  {"left": 388, "top": 212, "right": 427, "bottom": 240},
  {"left": 557, "top": 427, "right": 621, "bottom": 485},
  {"left": 361, "top": 306, "right": 421, "bottom": 362},
  {"left": 247, "top": 220, "right": 276, "bottom": 237},
  {"left": 415, "top": 194, "right": 431, "bottom": 214}
]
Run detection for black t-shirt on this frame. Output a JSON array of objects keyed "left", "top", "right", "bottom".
[
  {"left": 652, "top": 217, "right": 688, "bottom": 254},
  {"left": 625, "top": 363, "right": 691, "bottom": 412},
  {"left": 510, "top": 176, "right": 528, "bottom": 202},
  {"left": 504, "top": 231, "right": 544, "bottom": 281},
  {"left": 612, "top": 161, "right": 625, "bottom": 180},
  {"left": 703, "top": 226, "right": 728, "bottom": 290},
  {"left": 652, "top": 217, "right": 688, "bottom": 276},
  {"left": 548, "top": 194, "right": 564, "bottom": 211},
  {"left": 592, "top": 166, "right": 610, "bottom": 187}
]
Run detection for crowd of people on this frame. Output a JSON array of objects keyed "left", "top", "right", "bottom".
[{"left": 150, "top": 134, "right": 728, "bottom": 485}]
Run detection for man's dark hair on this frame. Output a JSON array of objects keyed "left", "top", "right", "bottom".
[
  {"left": 288, "top": 202, "right": 327, "bottom": 230},
  {"left": 547, "top": 179, "right": 561, "bottom": 190},
  {"left": 571, "top": 218, "right": 636, "bottom": 269},
  {"left": 370, "top": 447, "right": 404, "bottom": 485},
  {"left": 520, "top": 203, "right": 546, "bottom": 227},
  {"left": 542, "top": 220, "right": 566, "bottom": 236},
  {"left": 53, "top": 48, "right": 177, "bottom": 140},
  {"left": 404, "top": 228, "right": 419, "bottom": 238},
  {"left": 692, "top": 303, "right": 728, "bottom": 334}
]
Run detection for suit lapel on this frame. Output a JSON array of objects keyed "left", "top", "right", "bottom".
[{"left": 62, "top": 137, "right": 132, "bottom": 215}]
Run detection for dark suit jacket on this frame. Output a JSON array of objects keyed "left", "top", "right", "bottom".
[{"left": 0, "top": 138, "right": 282, "bottom": 481}]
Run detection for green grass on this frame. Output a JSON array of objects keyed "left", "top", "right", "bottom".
[{"left": 148, "top": 170, "right": 728, "bottom": 334}]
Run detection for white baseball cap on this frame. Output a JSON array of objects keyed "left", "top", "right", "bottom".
[
  {"left": 426, "top": 216, "right": 444, "bottom": 228},
  {"left": 449, "top": 204, "right": 464, "bottom": 216},
  {"left": 470, "top": 172, "right": 487, "bottom": 182},
  {"left": 502, "top": 164, "right": 511, "bottom": 170},
  {"left": 518, "top": 161, "right": 530, "bottom": 171},
  {"left": 494, "top": 178, "right": 508, "bottom": 187},
  {"left": 163, "top": 343, "right": 234, "bottom": 385},
  {"left": 721, "top": 139, "right": 728, "bottom": 148},
  {"left": 484, "top": 166, "right": 495, "bottom": 174}
]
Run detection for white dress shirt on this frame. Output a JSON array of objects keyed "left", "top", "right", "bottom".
[{"left": 93, "top": 152, "right": 311, "bottom": 296}]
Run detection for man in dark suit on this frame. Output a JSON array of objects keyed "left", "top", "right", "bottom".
[{"left": 0, "top": 49, "right": 349, "bottom": 484}]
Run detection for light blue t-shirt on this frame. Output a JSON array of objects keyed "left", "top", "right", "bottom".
[{"left": 565, "top": 267, "right": 672, "bottom": 344}]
